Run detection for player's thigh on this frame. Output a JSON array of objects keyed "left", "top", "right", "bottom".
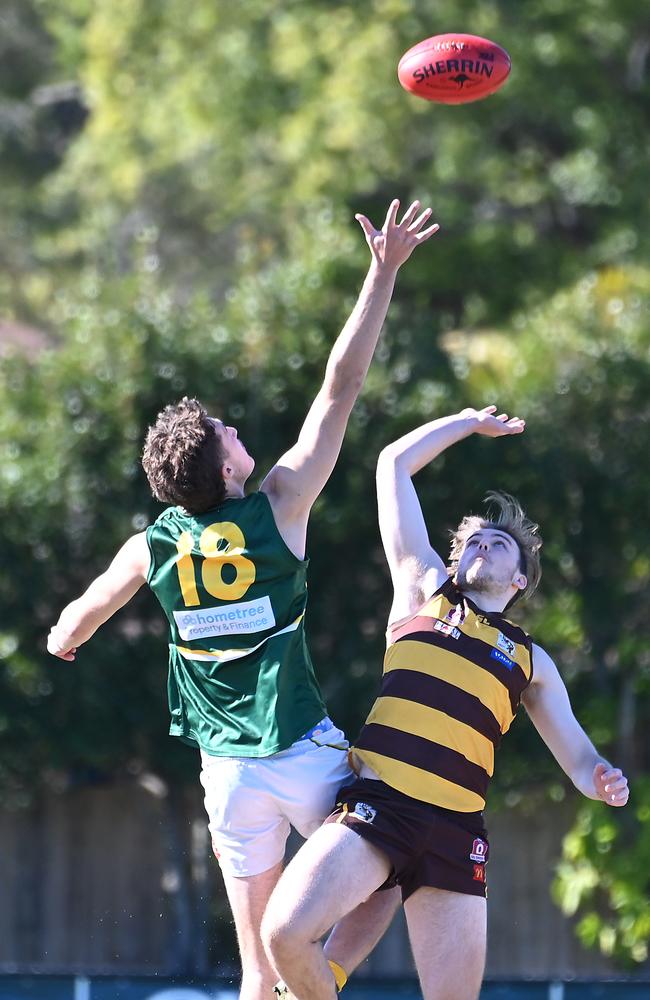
[
  {"left": 263, "top": 822, "right": 391, "bottom": 947},
  {"left": 200, "top": 752, "right": 291, "bottom": 876},
  {"left": 278, "top": 732, "right": 352, "bottom": 839},
  {"left": 404, "top": 886, "right": 487, "bottom": 1000}
]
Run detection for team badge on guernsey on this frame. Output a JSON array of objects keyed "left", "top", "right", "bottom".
[
  {"left": 497, "top": 631, "right": 516, "bottom": 657},
  {"left": 470, "top": 837, "right": 488, "bottom": 863},
  {"left": 352, "top": 802, "right": 377, "bottom": 823},
  {"left": 445, "top": 603, "right": 466, "bottom": 626},
  {"left": 434, "top": 620, "right": 461, "bottom": 639}
]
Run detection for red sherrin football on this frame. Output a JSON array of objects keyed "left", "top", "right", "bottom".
[{"left": 398, "top": 33, "right": 511, "bottom": 105}]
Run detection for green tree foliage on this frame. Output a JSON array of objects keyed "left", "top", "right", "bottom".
[
  {"left": 32, "top": 0, "right": 650, "bottom": 309},
  {"left": 1, "top": 0, "right": 648, "bottom": 966},
  {"left": 553, "top": 778, "right": 650, "bottom": 965}
]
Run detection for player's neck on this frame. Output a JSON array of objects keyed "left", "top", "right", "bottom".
[
  {"left": 459, "top": 586, "right": 511, "bottom": 614},
  {"left": 224, "top": 482, "right": 246, "bottom": 499}
]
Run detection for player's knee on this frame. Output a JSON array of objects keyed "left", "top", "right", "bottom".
[{"left": 261, "top": 907, "right": 303, "bottom": 966}]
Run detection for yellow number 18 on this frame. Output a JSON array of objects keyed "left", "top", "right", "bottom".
[{"left": 175, "top": 522, "right": 256, "bottom": 607}]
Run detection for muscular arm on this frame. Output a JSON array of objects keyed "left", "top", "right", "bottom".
[
  {"left": 377, "top": 407, "right": 525, "bottom": 622},
  {"left": 261, "top": 199, "right": 439, "bottom": 557},
  {"left": 522, "top": 644, "right": 629, "bottom": 805},
  {"left": 47, "top": 532, "right": 150, "bottom": 660}
]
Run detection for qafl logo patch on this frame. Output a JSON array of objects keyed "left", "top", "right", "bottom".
[{"left": 469, "top": 837, "right": 488, "bottom": 863}]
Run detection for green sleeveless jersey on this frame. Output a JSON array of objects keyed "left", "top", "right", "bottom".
[{"left": 146, "top": 491, "right": 327, "bottom": 757}]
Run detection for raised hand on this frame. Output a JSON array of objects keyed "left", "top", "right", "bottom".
[
  {"left": 355, "top": 199, "right": 439, "bottom": 270},
  {"left": 593, "top": 762, "right": 629, "bottom": 807},
  {"left": 460, "top": 404, "right": 526, "bottom": 437},
  {"left": 47, "top": 625, "right": 77, "bottom": 660}
]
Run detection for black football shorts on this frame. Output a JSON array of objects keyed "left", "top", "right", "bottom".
[{"left": 326, "top": 776, "right": 489, "bottom": 901}]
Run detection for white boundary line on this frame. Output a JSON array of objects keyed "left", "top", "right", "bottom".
[{"left": 74, "top": 977, "right": 91, "bottom": 1000}]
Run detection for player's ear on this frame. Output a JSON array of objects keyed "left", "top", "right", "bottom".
[{"left": 513, "top": 572, "right": 527, "bottom": 592}]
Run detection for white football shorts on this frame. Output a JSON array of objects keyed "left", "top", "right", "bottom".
[{"left": 199, "top": 718, "right": 352, "bottom": 878}]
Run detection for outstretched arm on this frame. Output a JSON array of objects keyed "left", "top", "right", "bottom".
[
  {"left": 47, "top": 533, "right": 150, "bottom": 660},
  {"left": 261, "top": 199, "right": 439, "bottom": 556},
  {"left": 523, "top": 644, "right": 629, "bottom": 806},
  {"left": 377, "top": 405, "right": 525, "bottom": 622}
]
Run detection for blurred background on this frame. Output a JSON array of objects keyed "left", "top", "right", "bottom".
[{"left": 1, "top": 0, "right": 649, "bottom": 996}]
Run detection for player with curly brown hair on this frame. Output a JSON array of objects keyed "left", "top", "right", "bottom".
[{"left": 47, "top": 199, "right": 439, "bottom": 1000}]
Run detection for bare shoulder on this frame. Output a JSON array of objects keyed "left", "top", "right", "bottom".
[
  {"left": 260, "top": 462, "right": 308, "bottom": 519},
  {"left": 259, "top": 463, "right": 281, "bottom": 501},
  {"left": 115, "top": 531, "right": 151, "bottom": 578},
  {"left": 526, "top": 642, "right": 561, "bottom": 697},
  {"left": 531, "top": 642, "right": 556, "bottom": 674},
  {"left": 259, "top": 477, "right": 308, "bottom": 560}
]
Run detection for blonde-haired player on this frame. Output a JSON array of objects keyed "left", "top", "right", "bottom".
[{"left": 264, "top": 406, "right": 629, "bottom": 1000}]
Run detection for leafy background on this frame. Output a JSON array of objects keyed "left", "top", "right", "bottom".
[{"left": 1, "top": 0, "right": 649, "bottom": 966}]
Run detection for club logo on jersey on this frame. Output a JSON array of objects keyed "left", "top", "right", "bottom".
[
  {"left": 352, "top": 802, "right": 376, "bottom": 824},
  {"left": 497, "top": 631, "right": 516, "bottom": 657},
  {"left": 470, "top": 837, "right": 488, "bottom": 863},
  {"left": 434, "top": 621, "right": 461, "bottom": 640},
  {"left": 473, "top": 864, "right": 486, "bottom": 883},
  {"left": 445, "top": 604, "right": 466, "bottom": 626},
  {"left": 490, "top": 648, "right": 515, "bottom": 670}
]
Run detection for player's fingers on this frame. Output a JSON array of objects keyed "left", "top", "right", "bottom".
[
  {"left": 398, "top": 200, "right": 421, "bottom": 227},
  {"left": 604, "top": 777, "right": 627, "bottom": 791},
  {"left": 383, "top": 199, "right": 400, "bottom": 231},
  {"left": 605, "top": 782, "right": 627, "bottom": 799},
  {"left": 414, "top": 222, "right": 440, "bottom": 241},
  {"left": 482, "top": 405, "right": 498, "bottom": 413},
  {"left": 496, "top": 413, "right": 509, "bottom": 421},
  {"left": 594, "top": 762, "right": 609, "bottom": 778},
  {"left": 407, "top": 207, "right": 432, "bottom": 232},
  {"left": 355, "top": 214, "right": 376, "bottom": 240}
]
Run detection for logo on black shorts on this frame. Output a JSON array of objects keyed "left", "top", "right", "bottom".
[
  {"left": 352, "top": 802, "right": 376, "bottom": 823},
  {"left": 473, "top": 864, "right": 486, "bottom": 883},
  {"left": 470, "top": 837, "right": 488, "bottom": 863}
]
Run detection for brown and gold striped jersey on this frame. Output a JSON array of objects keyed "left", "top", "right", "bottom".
[{"left": 352, "top": 579, "right": 533, "bottom": 812}]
